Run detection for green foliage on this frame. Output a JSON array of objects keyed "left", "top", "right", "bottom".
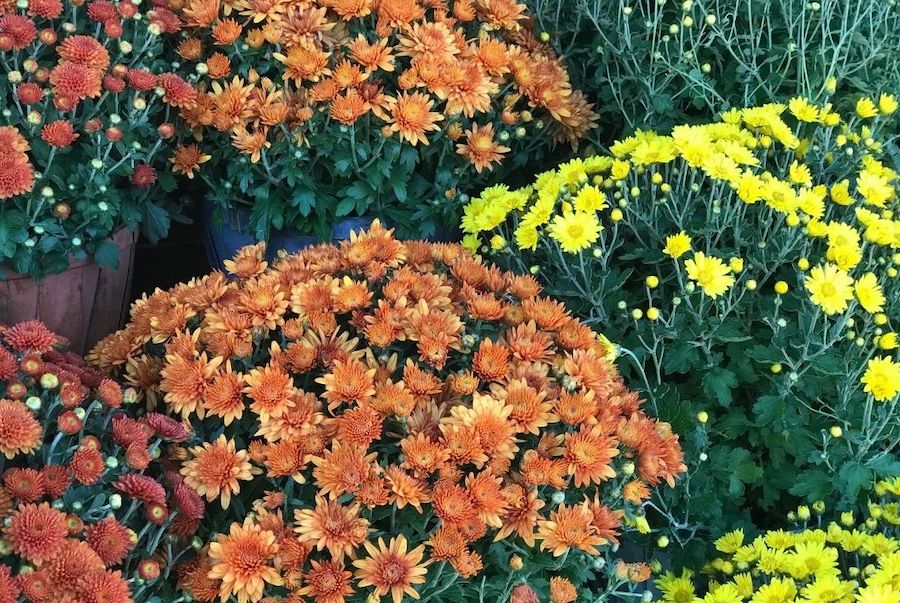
[{"left": 528, "top": 0, "right": 900, "bottom": 142}]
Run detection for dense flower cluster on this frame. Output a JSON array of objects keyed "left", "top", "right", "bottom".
[
  {"left": 655, "top": 478, "right": 900, "bottom": 602},
  {"left": 0, "top": 320, "right": 194, "bottom": 602},
  {"left": 88, "top": 221, "right": 684, "bottom": 602},
  {"left": 159, "top": 0, "right": 597, "bottom": 238},
  {"left": 459, "top": 98, "right": 899, "bottom": 557},
  {"left": 0, "top": 0, "right": 188, "bottom": 278}
]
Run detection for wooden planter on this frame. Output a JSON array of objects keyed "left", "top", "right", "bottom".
[{"left": 0, "top": 228, "right": 138, "bottom": 354}]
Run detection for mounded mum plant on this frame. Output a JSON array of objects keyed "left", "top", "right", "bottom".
[
  {"left": 88, "top": 221, "right": 685, "bottom": 602},
  {"left": 0, "top": 320, "right": 196, "bottom": 602},
  {"left": 159, "top": 0, "right": 598, "bottom": 239},
  {"left": 0, "top": 0, "right": 191, "bottom": 278}
]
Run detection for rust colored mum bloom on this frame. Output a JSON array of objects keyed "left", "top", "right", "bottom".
[
  {"left": 0, "top": 14, "right": 37, "bottom": 49},
  {"left": 294, "top": 495, "right": 369, "bottom": 561},
  {"left": 244, "top": 362, "right": 295, "bottom": 420},
  {"left": 456, "top": 122, "right": 510, "bottom": 173},
  {"left": 181, "top": 435, "right": 260, "bottom": 508},
  {"left": 311, "top": 441, "right": 378, "bottom": 500},
  {"left": 70, "top": 446, "right": 105, "bottom": 485},
  {"left": 296, "top": 558, "right": 354, "bottom": 603},
  {"left": 0, "top": 399, "right": 43, "bottom": 459},
  {"left": 352, "top": 534, "right": 429, "bottom": 603},
  {"left": 2, "top": 320, "right": 56, "bottom": 352},
  {"left": 49, "top": 62, "right": 103, "bottom": 100},
  {"left": 0, "top": 152, "right": 35, "bottom": 199},
  {"left": 0, "top": 564, "right": 20, "bottom": 602},
  {"left": 3, "top": 467, "right": 45, "bottom": 502},
  {"left": 160, "top": 352, "right": 222, "bottom": 419},
  {"left": 316, "top": 356, "right": 376, "bottom": 410},
  {"left": 170, "top": 144, "right": 211, "bottom": 178},
  {"left": 208, "top": 517, "right": 284, "bottom": 603},
  {"left": 385, "top": 92, "right": 443, "bottom": 146},
  {"left": 57, "top": 35, "right": 111, "bottom": 71},
  {"left": 4, "top": 502, "right": 69, "bottom": 564},
  {"left": 85, "top": 516, "right": 134, "bottom": 566},
  {"left": 113, "top": 474, "right": 167, "bottom": 505},
  {"left": 75, "top": 570, "right": 133, "bottom": 603}
]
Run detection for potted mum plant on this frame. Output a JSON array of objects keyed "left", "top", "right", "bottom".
[
  {"left": 160, "top": 0, "right": 597, "bottom": 269},
  {"left": 0, "top": 0, "right": 191, "bottom": 351}
]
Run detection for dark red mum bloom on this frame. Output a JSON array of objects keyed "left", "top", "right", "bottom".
[
  {"left": 0, "top": 347, "right": 16, "bottom": 381},
  {"left": 143, "top": 412, "right": 190, "bottom": 441},
  {"left": 126, "top": 68, "right": 157, "bottom": 91},
  {"left": 113, "top": 474, "right": 167, "bottom": 505},
  {"left": 16, "top": 83, "right": 43, "bottom": 105},
  {"left": 0, "top": 15, "right": 37, "bottom": 49},
  {"left": 102, "top": 74, "right": 125, "bottom": 92},
  {"left": 131, "top": 163, "right": 157, "bottom": 188},
  {"left": 85, "top": 0, "right": 117, "bottom": 22}
]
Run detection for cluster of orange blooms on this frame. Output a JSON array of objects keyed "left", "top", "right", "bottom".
[
  {"left": 88, "top": 221, "right": 684, "bottom": 603},
  {"left": 164, "top": 0, "right": 597, "bottom": 174}
]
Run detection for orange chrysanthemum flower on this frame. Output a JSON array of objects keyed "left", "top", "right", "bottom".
[
  {"left": 472, "top": 338, "right": 510, "bottom": 381},
  {"left": 456, "top": 122, "right": 509, "bottom": 172},
  {"left": 181, "top": 435, "right": 261, "bottom": 508},
  {"left": 75, "top": 570, "right": 133, "bottom": 603},
  {"left": 0, "top": 152, "right": 35, "bottom": 199},
  {"left": 294, "top": 495, "right": 369, "bottom": 561},
  {"left": 49, "top": 62, "right": 102, "bottom": 100},
  {"left": 4, "top": 502, "right": 68, "bottom": 564},
  {"left": 311, "top": 441, "right": 377, "bottom": 499},
  {"left": 170, "top": 144, "right": 211, "bottom": 179},
  {"left": 349, "top": 35, "right": 394, "bottom": 72},
  {"left": 57, "top": 35, "right": 110, "bottom": 71},
  {"left": 70, "top": 446, "right": 105, "bottom": 485},
  {"left": 160, "top": 352, "right": 222, "bottom": 419},
  {"left": 400, "top": 432, "right": 449, "bottom": 478},
  {"left": 494, "top": 484, "right": 544, "bottom": 546},
  {"left": 208, "top": 517, "right": 284, "bottom": 603},
  {"left": 0, "top": 399, "right": 42, "bottom": 459},
  {"left": 296, "top": 558, "right": 354, "bottom": 603},
  {"left": 549, "top": 577, "right": 577, "bottom": 603},
  {"left": 203, "top": 364, "right": 246, "bottom": 425},
  {"left": 564, "top": 425, "right": 619, "bottom": 487},
  {"left": 384, "top": 465, "right": 430, "bottom": 512},
  {"left": 352, "top": 534, "right": 429, "bottom": 603},
  {"left": 537, "top": 503, "right": 606, "bottom": 557},
  {"left": 316, "top": 356, "right": 375, "bottom": 410},
  {"left": 322, "top": 0, "right": 372, "bottom": 20},
  {"left": 331, "top": 89, "right": 369, "bottom": 125},
  {"left": 211, "top": 18, "right": 242, "bottom": 44},
  {"left": 244, "top": 362, "right": 295, "bottom": 420},
  {"left": 385, "top": 92, "right": 443, "bottom": 146}
]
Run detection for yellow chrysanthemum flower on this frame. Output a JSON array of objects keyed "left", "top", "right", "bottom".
[
  {"left": 856, "top": 97, "right": 879, "bottom": 118},
  {"left": 855, "top": 272, "right": 886, "bottom": 313},
  {"left": 547, "top": 211, "right": 601, "bottom": 253},
  {"left": 861, "top": 356, "right": 900, "bottom": 402},
  {"left": 663, "top": 231, "right": 692, "bottom": 259},
  {"left": 684, "top": 252, "right": 734, "bottom": 299},
  {"left": 805, "top": 263, "right": 854, "bottom": 315}
]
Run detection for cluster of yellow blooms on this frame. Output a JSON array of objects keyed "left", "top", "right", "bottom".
[
  {"left": 655, "top": 478, "right": 900, "bottom": 603},
  {"left": 460, "top": 95, "right": 900, "bottom": 403}
]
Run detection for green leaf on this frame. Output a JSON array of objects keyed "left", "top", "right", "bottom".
[
  {"left": 838, "top": 462, "right": 873, "bottom": 501},
  {"left": 142, "top": 203, "right": 171, "bottom": 243},
  {"left": 662, "top": 341, "right": 700, "bottom": 374},
  {"left": 335, "top": 197, "right": 356, "bottom": 217},
  {"left": 752, "top": 395, "right": 785, "bottom": 425},
  {"left": 93, "top": 240, "right": 120, "bottom": 269},
  {"left": 702, "top": 367, "right": 738, "bottom": 407},
  {"left": 790, "top": 470, "right": 834, "bottom": 500}
]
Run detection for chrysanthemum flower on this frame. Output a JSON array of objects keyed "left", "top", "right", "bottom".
[
  {"left": 549, "top": 577, "right": 578, "bottom": 603},
  {"left": 352, "top": 534, "right": 429, "bottom": 603},
  {"left": 85, "top": 516, "right": 134, "bottom": 566},
  {"left": 385, "top": 92, "right": 443, "bottom": 146},
  {"left": 2, "top": 320, "right": 56, "bottom": 352},
  {"left": 3, "top": 467, "right": 45, "bottom": 502},
  {"left": 0, "top": 399, "right": 42, "bottom": 459},
  {"left": 296, "top": 558, "right": 354, "bottom": 603},
  {"left": 113, "top": 474, "right": 167, "bottom": 505},
  {"left": 0, "top": 14, "right": 36, "bottom": 49},
  {"left": 456, "top": 122, "right": 510, "bottom": 173},
  {"left": 294, "top": 495, "right": 369, "bottom": 561},
  {"left": 49, "top": 62, "right": 103, "bottom": 100},
  {"left": 181, "top": 435, "right": 260, "bottom": 508},
  {"left": 57, "top": 35, "right": 110, "bottom": 70},
  {"left": 805, "top": 263, "right": 854, "bottom": 315},
  {"left": 208, "top": 517, "right": 284, "bottom": 603},
  {"left": 70, "top": 446, "right": 105, "bottom": 485},
  {"left": 4, "top": 503, "right": 69, "bottom": 564},
  {"left": 537, "top": 503, "right": 606, "bottom": 556},
  {"left": 74, "top": 570, "right": 133, "bottom": 603}
]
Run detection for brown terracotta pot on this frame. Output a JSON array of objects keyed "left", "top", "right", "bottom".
[{"left": 0, "top": 228, "right": 138, "bottom": 354}]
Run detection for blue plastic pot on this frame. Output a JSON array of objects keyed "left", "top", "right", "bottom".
[{"left": 200, "top": 199, "right": 375, "bottom": 272}]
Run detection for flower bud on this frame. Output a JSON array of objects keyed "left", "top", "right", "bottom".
[
  {"left": 774, "top": 281, "right": 789, "bottom": 294},
  {"left": 40, "top": 373, "right": 59, "bottom": 389},
  {"left": 697, "top": 411, "right": 709, "bottom": 423},
  {"left": 829, "top": 425, "right": 842, "bottom": 438},
  {"left": 509, "top": 555, "right": 523, "bottom": 571}
]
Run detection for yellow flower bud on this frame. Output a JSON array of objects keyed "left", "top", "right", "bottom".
[
  {"left": 797, "top": 505, "right": 811, "bottom": 521},
  {"left": 646, "top": 307, "right": 660, "bottom": 321},
  {"left": 770, "top": 363, "right": 783, "bottom": 374},
  {"left": 878, "top": 333, "right": 898, "bottom": 350},
  {"left": 840, "top": 511, "right": 854, "bottom": 526},
  {"left": 829, "top": 425, "right": 843, "bottom": 438},
  {"left": 510, "top": 555, "right": 523, "bottom": 570},
  {"left": 797, "top": 258, "right": 810, "bottom": 271},
  {"left": 774, "top": 281, "right": 789, "bottom": 294},
  {"left": 645, "top": 275, "right": 659, "bottom": 288},
  {"left": 610, "top": 208, "right": 624, "bottom": 222},
  {"left": 874, "top": 313, "right": 888, "bottom": 326},
  {"left": 729, "top": 257, "right": 744, "bottom": 273},
  {"left": 697, "top": 411, "right": 709, "bottom": 423}
]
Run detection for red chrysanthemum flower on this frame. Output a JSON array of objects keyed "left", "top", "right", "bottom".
[
  {"left": 69, "top": 446, "right": 105, "bottom": 485},
  {"left": 0, "top": 564, "right": 20, "bottom": 603},
  {"left": 16, "top": 82, "right": 43, "bottom": 105},
  {"left": 40, "top": 465, "right": 71, "bottom": 498},
  {"left": 0, "top": 15, "right": 37, "bottom": 49},
  {"left": 113, "top": 474, "right": 167, "bottom": 505},
  {"left": 131, "top": 163, "right": 157, "bottom": 188},
  {"left": 126, "top": 68, "right": 157, "bottom": 91},
  {"left": 148, "top": 6, "right": 181, "bottom": 33},
  {"left": 98, "top": 378, "right": 123, "bottom": 407},
  {"left": 85, "top": 516, "right": 134, "bottom": 566},
  {"left": 111, "top": 416, "right": 151, "bottom": 448},
  {"left": 0, "top": 153, "right": 33, "bottom": 199},
  {"left": 3, "top": 503, "right": 68, "bottom": 564},
  {"left": 28, "top": 0, "right": 63, "bottom": 18},
  {"left": 0, "top": 347, "right": 15, "bottom": 380},
  {"left": 60, "top": 381, "right": 87, "bottom": 407},
  {"left": 49, "top": 62, "right": 103, "bottom": 100},
  {"left": 57, "top": 35, "right": 110, "bottom": 71},
  {"left": 57, "top": 409, "right": 83, "bottom": 434},
  {"left": 125, "top": 444, "right": 151, "bottom": 470},
  {"left": 2, "top": 320, "right": 55, "bottom": 353},
  {"left": 143, "top": 412, "right": 190, "bottom": 441},
  {"left": 103, "top": 74, "right": 126, "bottom": 92},
  {"left": 41, "top": 120, "right": 79, "bottom": 148},
  {"left": 86, "top": 0, "right": 117, "bottom": 22},
  {"left": 172, "top": 481, "right": 205, "bottom": 520},
  {"left": 43, "top": 539, "right": 105, "bottom": 588},
  {"left": 158, "top": 72, "right": 198, "bottom": 108},
  {"left": 2, "top": 467, "right": 45, "bottom": 502},
  {"left": 75, "top": 570, "right": 132, "bottom": 603},
  {"left": 0, "top": 399, "right": 41, "bottom": 460}
]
